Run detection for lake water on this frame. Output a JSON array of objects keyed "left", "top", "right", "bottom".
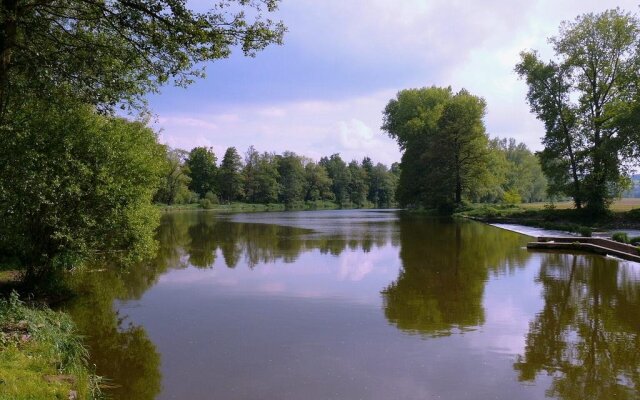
[{"left": 65, "top": 210, "right": 640, "bottom": 400}]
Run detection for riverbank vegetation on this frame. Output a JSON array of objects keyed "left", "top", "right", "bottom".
[
  {"left": 0, "top": 293, "right": 100, "bottom": 399},
  {"left": 154, "top": 146, "right": 400, "bottom": 210},
  {"left": 457, "top": 199, "right": 640, "bottom": 235}
]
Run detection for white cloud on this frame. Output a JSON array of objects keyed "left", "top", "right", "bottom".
[
  {"left": 155, "top": 90, "right": 402, "bottom": 165},
  {"left": 152, "top": 0, "right": 639, "bottom": 158}
]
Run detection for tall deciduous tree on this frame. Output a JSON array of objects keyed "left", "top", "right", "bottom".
[
  {"left": 218, "top": 147, "right": 244, "bottom": 203},
  {"left": 0, "top": 0, "right": 285, "bottom": 114},
  {"left": 186, "top": 147, "right": 217, "bottom": 198},
  {"left": 382, "top": 86, "right": 490, "bottom": 211},
  {"left": 277, "top": 151, "right": 306, "bottom": 205},
  {"left": 348, "top": 160, "right": 369, "bottom": 207},
  {"left": 320, "top": 154, "right": 351, "bottom": 206},
  {"left": 155, "top": 147, "right": 191, "bottom": 205},
  {"left": 303, "top": 162, "right": 334, "bottom": 201},
  {"left": 516, "top": 9, "right": 640, "bottom": 214},
  {"left": 431, "top": 89, "right": 489, "bottom": 206}
]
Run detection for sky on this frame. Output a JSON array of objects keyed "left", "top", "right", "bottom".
[{"left": 149, "top": 0, "right": 636, "bottom": 166}]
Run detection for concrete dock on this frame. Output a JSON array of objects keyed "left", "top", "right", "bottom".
[{"left": 527, "top": 236, "right": 640, "bottom": 263}]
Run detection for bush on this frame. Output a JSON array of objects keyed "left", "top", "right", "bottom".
[
  {"left": 629, "top": 236, "right": 640, "bottom": 245},
  {"left": 503, "top": 190, "right": 522, "bottom": 205},
  {"left": 0, "top": 97, "right": 166, "bottom": 276},
  {"left": 199, "top": 198, "right": 215, "bottom": 209},
  {"left": 577, "top": 226, "right": 592, "bottom": 237},
  {"left": 612, "top": 232, "right": 629, "bottom": 243},
  {"left": 204, "top": 191, "right": 219, "bottom": 204}
]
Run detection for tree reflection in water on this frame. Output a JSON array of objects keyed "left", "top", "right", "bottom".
[
  {"left": 382, "top": 215, "right": 530, "bottom": 336},
  {"left": 514, "top": 253, "right": 640, "bottom": 399}
]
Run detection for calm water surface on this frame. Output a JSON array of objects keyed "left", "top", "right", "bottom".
[{"left": 65, "top": 210, "right": 640, "bottom": 400}]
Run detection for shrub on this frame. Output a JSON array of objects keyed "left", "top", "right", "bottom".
[
  {"left": 0, "top": 97, "right": 165, "bottom": 276},
  {"left": 199, "top": 198, "right": 214, "bottom": 209},
  {"left": 629, "top": 236, "right": 640, "bottom": 245},
  {"left": 612, "top": 232, "right": 629, "bottom": 243},
  {"left": 503, "top": 190, "right": 522, "bottom": 205},
  {"left": 577, "top": 226, "right": 592, "bottom": 237},
  {"left": 204, "top": 191, "right": 219, "bottom": 204}
]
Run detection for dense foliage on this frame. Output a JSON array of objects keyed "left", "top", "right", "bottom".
[
  {"left": 0, "top": 0, "right": 285, "bottom": 113},
  {"left": 382, "top": 86, "right": 545, "bottom": 212},
  {"left": 516, "top": 9, "right": 640, "bottom": 214},
  {"left": 156, "top": 146, "right": 400, "bottom": 208},
  {"left": 0, "top": 97, "right": 166, "bottom": 275}
]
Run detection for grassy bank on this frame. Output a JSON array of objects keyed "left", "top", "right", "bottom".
[
  {"left": 0, "top": 292, "right": 100, "bottom": 400},
  {"left": 158, "top": 200, "right": 350, "bottom": 212},
  {"left": 456, "top": 198, "right": 640, "bottom": 234}
]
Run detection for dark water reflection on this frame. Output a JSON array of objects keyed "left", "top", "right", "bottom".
[{"left": 63, "top": 210, "right": 640, "bottom": 400}]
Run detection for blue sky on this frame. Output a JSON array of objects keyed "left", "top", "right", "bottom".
[{"left": 149, "top": 0, "right": 636, "bottom": 165}]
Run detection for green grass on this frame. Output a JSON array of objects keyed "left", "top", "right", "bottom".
[
  {"left": 457, "top": 198, "right": 640, "bottom": 231},
  {"left": 158, "top": 200, "right": 343, "bottom": 213},
  {"left": 0, "top": 292, "right": 100, "bottom": 400},
  {"left": 520, "top": 198, "right": 640, "bottom": 212}
]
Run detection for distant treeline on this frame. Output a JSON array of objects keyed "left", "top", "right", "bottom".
[
  {"left": 154, "top": 146, "right": 400, "bottom": 208},
  {"left": 624, "top": 175, "right": 640, "bottom": 198}
]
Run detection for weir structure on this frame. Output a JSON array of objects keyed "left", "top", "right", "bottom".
[{"left": 527, "top": 237, "right": 640, "bottom": 263}]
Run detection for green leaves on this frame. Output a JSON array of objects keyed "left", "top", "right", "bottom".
[
  {"left": 383, "top": 87, "right": 489, "bottom": 211},
  {"left": 516, "top": 8, "right": 640, "bottom": 213},
  {"left": 0, "top": 0, "right": 286, "bottom": 112},
  {"left": 0, "top": 96, "right": 166, "bottom": 273}
]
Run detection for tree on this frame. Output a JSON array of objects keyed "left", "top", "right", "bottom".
[
  {"left": 0, "top": 97, "right": 165, "bottom": 276},
  {"left": 0, "top": 0, "right": 285, "bottom": 114},
  {"left": 431, "top": 89, "right": 489, "bottom": 206},
  {"left": 320, "top": 154, "right": 351, "bottom": 205},
  {"left": 154, "top": 147, "right": 191, "bottom": 205},
  {"left": 348, "top": 160, "right": 369, "bottom": 207},
  {"left": 186, "top": 147, "right": 217, "bottom": 198},
  {"left": 492, "top": 138, "right": 547, "bottom": 203},
  {"left": 516, "top": 9, "right": 640, "bottom": 214},
  {"left": 243, "top": 150, "right": 279, "bottom": 204},
  {"left": 218, "top": 147, "right": 244, "bottom": 203},
  {"left": 382, "top": 86, "right": 490, "bottom": 211},
  {"left": 369, "top": 163, "right": 397, "bottom": 208},
  {"left": 303, "top": 162, "right": 333, "bottom": 202},
  {"left": 276, "top": 151, "right": 305, "bottom": 205}
]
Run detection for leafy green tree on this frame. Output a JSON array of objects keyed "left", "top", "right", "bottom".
[
  {"left": 382, "top": 86, "right": 452, "bottom": 208},
  {"left": 369, "top": 163, "right": 397, "bottom": 207},
  {"left": 303, "top": 162, "right": 334, "bottom": 201},
  {"left": 243, "top": 149, "right": 279, "bottom": 204},
  {"left": 348, "top": 160, "right": 369, "bottom": 207},
  {"left": 243, "top": 145, "right": 260, "bottom": 202},
  {"left": 277, "top": 151, "right": 306, "bottom": 205},
  {"left": 186, "top": 147, "right": 217, "bottom": 198},
  {"left": 320, "top": 154, "right": 351, "bottom": 206},
  {"left": 493, "top": 138, "right": 547, "bottom": 203},
  {"left": 218, "top": 147, "right": 244, "bottom": 203},
  {"left": 432, "top": 89, "right": 489, "bottom": 206},
  {"left": 0, "top": 97, "right": 165, "bottom": 276},
  {"left": 516, "top": 9, "right": 640, "bottom": 214},
  {"left": 383, "top": 86, "right": 490, "bottom": 210},
  {"left": 154, "top": 147, "right": 191, "bottom": 205},
  {"left": 0, "top": 0, "right": 285, "bottom": 113}
]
